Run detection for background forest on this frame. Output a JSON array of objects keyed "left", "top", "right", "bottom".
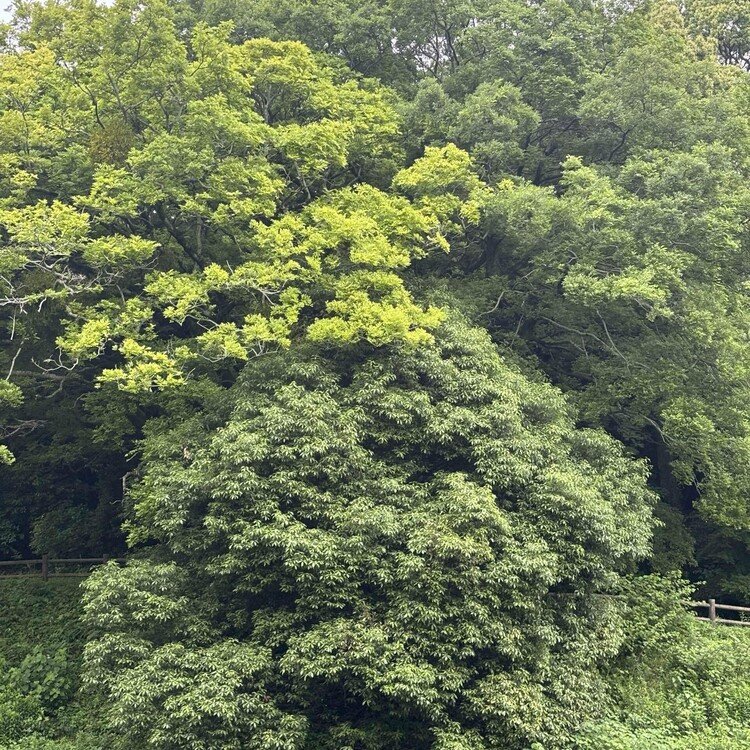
[{"left": 1, "top": 0, "right": 750, "bottom": 747}]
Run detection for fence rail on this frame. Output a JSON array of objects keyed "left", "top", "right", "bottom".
[
  {"left": 0, "top": 554, "right": 124, "bottom": 580},
  {"left": 1, "top": 560, "right": 747, "bottom": 626},
  {"left": 682, "top": 598, "right": 750, "bottom": 626}
]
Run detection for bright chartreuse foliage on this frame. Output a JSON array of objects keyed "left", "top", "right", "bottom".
[
  {"left": 0, "top": 0, "right": 464, "bottom": 545},
  {"left": 0, "top": 4, "right": 450, "bottom": 396}
]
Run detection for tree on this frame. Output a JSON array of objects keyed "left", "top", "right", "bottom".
[
  {"left": 687, "top": 0, "right": 750, "bottom": 70},
  {"left": 196, "top": 0, "right": 416, "bottom": 85},
  {"left": 385, "top": 0, "right": 750, "bottom": 594},
  {"left": 81, "top": 316, "right": 654, "bottom": 750},
  {"left": 442, "top": 141, "right": 750, "bottom": 590},
  {"left": 0, "top": 0, "right": 454, "bottom": 553}
]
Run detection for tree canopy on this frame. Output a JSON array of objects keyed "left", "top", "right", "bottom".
[
  {"left": 1, "top": 0, "right": 750, "bottom": 747},
  {"left": 82, "top": 317, "right": 653, "bottom": 750}
]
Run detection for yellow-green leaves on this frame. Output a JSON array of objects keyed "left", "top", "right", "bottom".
[
  {"left": 99, "top": 339, "right": 186, "bottom": 393},
  {"left": 145, "top": 269, "right": 220, "bottom": 325},
  {"left": 307, "top": 270, "right": 445, "bottom": 347},
  {"left": 56, "top": 299, "right": 153, "bottom": 361},
  {"left": 393, "top": 144, "right": 487, "bottom": 238},
  {"left": 0, "top": 25, "right": 455, "bottom": 394},
  {"left": 0, "top": 45, "right": 72, "bottom": 160},
  {"left": 273, "top": 120, "right": 353, "bottom": 176},
  {"left": 57, "top": 317, "right": 111, "bottom": 361},
  {"left": 393, "top": 144, "right": 483, "bottom": 204},
  {"left": 2, "top": 202, "right": 89, "bottom": 257},
  {"left": 97, "top": 177, "right": 455, "bottom": 385},
  {"left": 0, "top": 379, "right": 23, "bottom": 408},
  {"left": 1, "top": 201, "right": 155, "bottom": 270},
  {"left": 83, "top": 236, "right": 158, "bottom": 268},
  {"left": 0, "top": 380, "right": 23, "bottom": 464},
  {"left": 48, "top": 137, "right": 477, "bottom": 392},
  {"left": 0, "top": 199, "right": 157, "bottom": 321},
  {"left": 196, "top": 290, "right": 309, "bottom": 360},
  {"left": 0, "top": 155, "right": 36, "bottom": 210}
]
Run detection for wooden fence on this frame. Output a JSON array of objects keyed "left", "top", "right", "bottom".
[
  {"left": 1, "top": 559, "right": 748, "bottom": 627},
  {"left": 682, "top": 598, "right": 750, "bottom": 626},
  {"left": 0, "top": 555, "right": 123, "bottom": 580}
]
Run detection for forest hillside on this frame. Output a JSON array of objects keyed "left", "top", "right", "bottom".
[{"left": 1, "top": 0, "right": 750, "bottom": 747}]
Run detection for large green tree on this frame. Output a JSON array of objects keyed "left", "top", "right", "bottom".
[
  {"left": 0, "top": 0, "right": 459, "bottom": 553},
  {"left": 81, "top": 317, "right": 653, "bottom": 750},
  {"left": 361, "top": 0, "right": 750, "bottom": 594}
]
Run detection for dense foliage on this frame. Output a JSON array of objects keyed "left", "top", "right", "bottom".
[
  {"left": 79, "top": 317, "right": 652, "bottom": 748},
  {"left": 1, "top": 0, "right": 750, "bottom": 746}
]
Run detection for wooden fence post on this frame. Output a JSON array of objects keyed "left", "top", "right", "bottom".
[
  {"left": 41, "top": 554, "right": 49, "bottom": 581},
  {"left": 709, "top": 598, "right": 717, "bottom": 624}
]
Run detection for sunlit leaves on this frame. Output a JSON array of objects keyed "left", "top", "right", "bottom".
[{"left": 0, "top": 11, "right": 453, "bottom": 397}]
